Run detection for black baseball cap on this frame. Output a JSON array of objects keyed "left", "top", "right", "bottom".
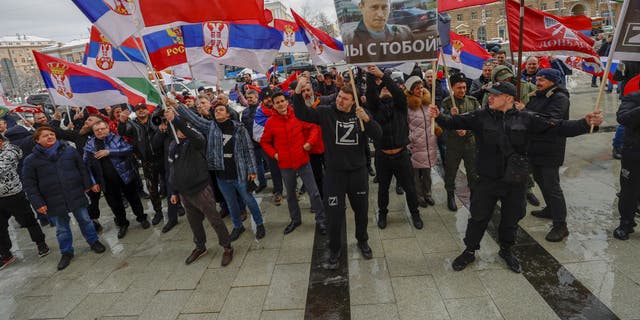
[{"left": 486, "top": 82, "right": 516, "bottom": 97}]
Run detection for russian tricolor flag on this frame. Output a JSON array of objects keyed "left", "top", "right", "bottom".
[
  {"left": 34, "top": 51, "right": 129, "bottom": 108},
  {"left": 142, "top": 27, "right": 188, "bottom": 71},
  {"left": 71, "top": 0, "right": 139, "bottom": 45},
  {"left": 441, "top": 32, "right": 492, "bottom": 79},
  {"left": 274, "top": 19, "right": 307, "bottom": 53},
  {"left": 182, "top": 21, "right": 282, "bottom": 74},
  {"left": 291, "top": 9, "right": 344, "bottom": 66}
]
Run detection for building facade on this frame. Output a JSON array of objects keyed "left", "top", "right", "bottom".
[
  {"left": 40, "top": 39, "right": 88, "bottom": 65},
  {"left": 448, "top": 0, "right": 623, "bottom": 42},
  {"left": 0, "top": 35, "right": 56, "bottom": 98}
]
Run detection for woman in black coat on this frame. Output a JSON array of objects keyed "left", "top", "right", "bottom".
[{"left": 22, "top": 126, "right": 106, "bottom": 270}]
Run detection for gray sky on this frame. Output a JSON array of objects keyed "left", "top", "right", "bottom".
[{"left": 0, "top": 0, "right": 337, "bottom": 43}]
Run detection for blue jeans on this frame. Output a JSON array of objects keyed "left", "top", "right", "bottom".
[
  {"left": 49, "top": 207, "right": 99, "bottom": 255},
  {"left": 253, "top": 145, "right": 267, "bottom": 187},
  {"left": 612, "top": 125, "right": 625, "bottom": 148},
  {"left": 216, "top": 178, "right": 264, "bottom": 228}
]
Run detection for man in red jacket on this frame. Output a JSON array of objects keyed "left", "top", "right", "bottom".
[{"left": 261, "top": 92, "right": 326, "bottom": 235}]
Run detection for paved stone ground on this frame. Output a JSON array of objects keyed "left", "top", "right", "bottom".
[{"left": 1, "top": 73, "right": 638, "bottom": 320}]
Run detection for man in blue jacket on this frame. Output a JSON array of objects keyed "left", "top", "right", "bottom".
[{"left": 85, "top": 121, "right": 150, "bottom": 239}]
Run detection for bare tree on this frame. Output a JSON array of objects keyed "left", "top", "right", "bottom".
[{"left": 300, "top": 5, "right": 338, "bottom": 38}]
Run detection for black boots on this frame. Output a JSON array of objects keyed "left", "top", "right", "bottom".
[
  {"left": 498, "top": 247, "right": 522, "bottom": 273},
  {"left": 452, "top": 249, "right": 475, "bottom": 271},
  {"left": 545, "top": 223, "right": 569, "bottom": 242},
  {"left": 613, "top": 223, "right": 635, "bottom": 240},
  {"left": 447, "top": 191, "right": 458, "bottom": 212}
]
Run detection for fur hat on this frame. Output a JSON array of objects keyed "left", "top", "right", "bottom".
[{"left": 535, "top": 68, "right": 562, "bottom": 84}]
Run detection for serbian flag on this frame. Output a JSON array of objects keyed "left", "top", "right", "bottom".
[
  {"left": 71, "top": 0, "right": 139, "bottom": 45},
  {"left": 135, "top": 0, "right": 268, "bottom": 29},
  {"left": 441, "top": 32, "right": 492, "bottom": 79},
  {"left": 291, "top": 9, "right": 345, "bottom": 65},
  {"left": 438, "top": 0, "right": 500, "bottom": 12},
  {"left": 265, "top": 63, "right": 277, "bottom": 80},
  {"left": 506, "top": 0, "right": 598, "bottom": 58},
  {"left": 182, "top": 21, "right": 282, "bottom": 74},
  {"left": 142, "top": 27, "right": 188, "bottom": 71},
  {"left": 33, "top": 51, "right": 129, "bottom": 108},
  {"left": 84, "top": 27, "right": 162, "bottom": 106},
  {"left": 274, "top": 19, "right": 307, "bottom": 53}
]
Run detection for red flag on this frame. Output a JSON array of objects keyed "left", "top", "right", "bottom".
[
  {"left": 278, "top": 71, "right": 301, "bottom": 92},
  {"left": 506, "top": 0, "right": 598, "bottom": 57},
  {"left": 137, "top": 0, "right": 268, "bottom": 27},
  {"left": 438, "top": 0, "right": 500, "bottom": 12},
  {"left": 624, "top": 75, "right": 640, "bottom": 96}
]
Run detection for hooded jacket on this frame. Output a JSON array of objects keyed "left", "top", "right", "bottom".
[
  {"left": 365, "top": 73, "right": 411, "bottom": 150},
  {"left": 406, "top": 91, "right": 438, "bottom": 169}
]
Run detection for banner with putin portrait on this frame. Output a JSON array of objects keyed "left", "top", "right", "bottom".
[{"left": 334, "top": 0, "right": 438, "bottom": 64}]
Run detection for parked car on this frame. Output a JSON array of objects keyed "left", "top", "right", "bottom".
[
  {"left": 26, "top": 94, "right": 55, "bottom": 116},
  {"left": 388, "top": 8, "right": 436, "bottom": 31}
]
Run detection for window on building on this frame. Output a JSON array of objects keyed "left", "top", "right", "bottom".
[
  {"left": 500, "top": 9, "right": 505, "bottom": 17},
  {"left": 457, "top": 14, "right": 463, "bottom": 21},
  {"left": 485, "top": 9, "right": 492, "bottom": 17},
  {"left": 21, "top": 58, "right": 25, "bottom": 63},
  {"left": 541, "top": 3, "right": 547, "bottom": 10},
  {"left": 478, "top": 26, "right": 487, "bottom": 42},
  {"left": 471, "top": 12, "right": 478, "bottom": 20},
  {"left": 555, "top": 1, "right": 560, "bottom": 9},
  {"left": 499, "top": 26, "right": 506, "bottom": 39}
]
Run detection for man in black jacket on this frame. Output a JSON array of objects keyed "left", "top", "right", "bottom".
[
  {"left": 428, "top": 81, "right": 603, "bottom": 273},
  {"left": 164, "top": 106, "right": 233, "bottom": 266},
  {"left": 613, "top": 92, "right": 640, "bottom": 240},
  {"left": 118, "top": 104, "right": 164, "bottom": 225},
  {"left": 365, "top": 65, "right": 423, "bottom": 230},
  {"left": 526, "top": 69, "right": 572, "bottom": 242},
  {"left": 293, "top": 77, "right": 382, "bottom": 270},
  {"left": 469, "top": 62, "right": 494, "bottom": 101}
]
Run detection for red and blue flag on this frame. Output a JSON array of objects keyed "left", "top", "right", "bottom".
[{"left": 291, "top": 9, "right": 344, "bottom": 65}]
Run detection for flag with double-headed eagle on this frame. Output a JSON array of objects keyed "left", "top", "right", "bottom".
[
  {"left": 84, "top": 27, "right": 162, "bottom": 106},
  {"left": 34, "top": 51, "right": 148, "bottom": 108},
  {"left": 142, "top": 27, "right": 189, "bottom": 71},
  {"left": 441, "top": 31, "right": 492, "bottom": 79},
  {"left": 274, "top": 19, "right": 307, "bottom": 53},
  {"left": 291, "top": 9, "right": 344, "bottom": 65},
  {"left": 72, "top": 0, "right": 140, "bottom": 45},
  {"left": 181, "top": 20, "right": 282, "bottom": 76}
]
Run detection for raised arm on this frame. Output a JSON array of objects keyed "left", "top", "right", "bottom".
[{"left": 175, "top": 104, "right": 211, "bottom": 134}]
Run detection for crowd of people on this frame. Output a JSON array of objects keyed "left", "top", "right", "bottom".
[{"left": 5, "top": 51, "right": 640, "bottom": 274}]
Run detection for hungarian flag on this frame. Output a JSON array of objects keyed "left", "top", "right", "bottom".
[
  {"left": 438, "top": 0, "right": 500, "bottom": 12},
  {"left": 506, "top": 0, "right": 598, "bottom": 57},
  {"left": 291, "top": 9, "right": 344, "bottom": 65},
  {"left": 135, "top": 0, "right": 268, "bottom": 29},
  {"left": 84, "top": 27, "right": 162, "bottom": 106}
]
